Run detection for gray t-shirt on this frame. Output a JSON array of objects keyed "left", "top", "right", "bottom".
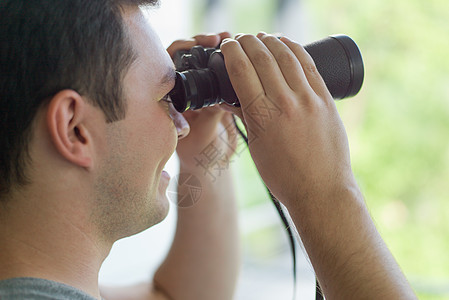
[{"left": 0, "top": 277, "right": 97, "bottom": 300}]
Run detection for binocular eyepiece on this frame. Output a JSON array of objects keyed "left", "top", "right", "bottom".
[{"left": 169, "top": 34, "right": 364, "bottom": 113}]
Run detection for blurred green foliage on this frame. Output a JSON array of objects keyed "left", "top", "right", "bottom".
[
  {"left": 304, "top": 0, "right": 449, "bottom": 298},
  {"left": 194, "top": 0, "right": 449, "bottom": 298}
]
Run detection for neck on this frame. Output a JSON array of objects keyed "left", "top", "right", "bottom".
[{"left": 0, "top": 190, "right": 112, "bottom": 299}]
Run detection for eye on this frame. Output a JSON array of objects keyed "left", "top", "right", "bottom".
[{"left": 160, "top": 94, "right": 172, "bottom": 103}]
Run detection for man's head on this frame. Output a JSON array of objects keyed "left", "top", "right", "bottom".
[
  {"left": 0, "top": 0, "right": 189, "bottom": 242},
  {"left": 0, "top": 0, "right": 158, "bottom": 197}
]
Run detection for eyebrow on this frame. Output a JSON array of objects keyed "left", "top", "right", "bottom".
[{"left": 160, "top": 68, "right": 177, "bottom": 88}]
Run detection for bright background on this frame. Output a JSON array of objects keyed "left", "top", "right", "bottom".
[{"left": 100, "top": 0, "right": 449, "bottom": 299}]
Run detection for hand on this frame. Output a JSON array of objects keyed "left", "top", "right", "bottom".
[
  {"left": 167, "top": 33, "right": 238, "bottom": 172},
  {"left": 219, "top": 34, "right": 418, "bottom": 300},
  {"left": 220, "top": 33, "right": 357, "bottom": 205}
]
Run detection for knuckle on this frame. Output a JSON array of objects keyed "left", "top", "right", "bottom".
[
  {"left": 277, "top": 51, "right": 298, "bottom": 66},
  {"left": 301, "top": 93, "right": 324, "bottom": 113},
  {"left": 252, "top": 49, "right": 274, "bottom": 65},
  {"left": 235, "top": 34, "right": 255, "bottom": 43},
  {"left": 275, "top": 93, "right": 294, "bottom": 109},
  {"left": 260, "top": 34, "right": 278, "bottom": 43},
  {"left": 220, "top": 39, "right": 239, "bottom": 52},
  {"left": 303, "top": 62, "right": 320, "bottom": 77},
  {"left": 226, "top": 57, "right": 252, "bottom": 78},
  {"left": 266, "top": 92, "right": 297, "bottom": 115}
]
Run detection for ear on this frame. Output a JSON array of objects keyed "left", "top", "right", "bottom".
[{"left": 46, "top": 90, "right": 93, "bottom": 168}]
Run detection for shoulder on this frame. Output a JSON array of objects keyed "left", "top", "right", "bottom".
[{"left": 100, "top": 282, "right": 170, "bottom": 300}]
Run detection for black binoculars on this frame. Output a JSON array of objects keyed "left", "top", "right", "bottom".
[{"left": 169, "top": 34, "right": 364, "bottom": 113}]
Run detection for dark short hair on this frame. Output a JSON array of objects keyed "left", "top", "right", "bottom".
[{"left": 0, "top": 0, "right": 158, "bottom": 198}]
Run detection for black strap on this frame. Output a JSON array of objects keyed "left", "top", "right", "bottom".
[
  {"left": 267, "top": 187, "right": 297, "bottom": 299},
  {"left": 232, "top": 115, "right": 322, "bottom": 300},
  {"left": 316, "top": 279, "right": 324, "bottom": 300}
]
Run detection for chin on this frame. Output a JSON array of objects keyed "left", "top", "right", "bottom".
[
  {"left": 120, "top": 194, "right": 169, "bottom": 240},
  {"left": 153, "top": 192, "right": 170, "bottom": 224}
]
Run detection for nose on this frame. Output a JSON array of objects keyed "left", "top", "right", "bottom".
[{"left": 168, "top": 103, "right": 190, "bottom": 139}]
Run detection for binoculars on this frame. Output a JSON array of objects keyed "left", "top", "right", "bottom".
[{"left": 170, "top": 34, "right": 364, "bottom": 113}]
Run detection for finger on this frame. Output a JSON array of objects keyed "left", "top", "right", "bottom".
[
  {"left": 220, "top": 38, "right": 265, "bottom": 112},
  {"left": 280, "top": 36, "right": 332, "bottom": 100},
  {"left": 218, "top": 32, "right": 232, "bottom": 41},
  {"left": 235, "top": 34, "right": 292, "bottom": 99},
  {"left": 217, "top": 104, "right": 249, "bottom": 143},
  {"left": 218, "top": 102, "right": 245, "bottom": 123},
  {"left": 186, "top": 105, "right": 224, "bottom": 124},
  {"left": 221, "top": 110, "right": 236, "bottom": 127},
  {"left": 181, "top": 108, "right": 225, "bottom": 141},
  {"left": 166, "top": 38, "right": 197, "bottom": 57},
  {"left": 167, "top": 33, "right": 223, "bottom": 58},
  {"left": 193, "top": 33, "right": 221, "bottom": 48},
  {"left": 181, "top": 109, "right": 200, "bottom": 122},
  {"left": 257, "top": 33, "right": 315, "bottom": 96},
  {"left": 181, "top": 105, "right": 221, "bottom": 125}
]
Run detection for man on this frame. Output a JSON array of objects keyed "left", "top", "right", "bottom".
[{"left": 0, "top": 1, "right": 417, "bottom": 300}]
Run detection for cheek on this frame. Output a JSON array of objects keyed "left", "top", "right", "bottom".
[
  {"left": 145, "top": 105, "right": 178, "bottom": 159},
  {"left": 124, "top": 98, "right": 178, "bottom": 175}
]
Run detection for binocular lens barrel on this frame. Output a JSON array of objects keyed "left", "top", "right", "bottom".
[
  {"left": 170, "top": 34, "right": 364, "bottom": 113},
  {"left": 305, "top": 35, "right": 364, "bottom": 100}
]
